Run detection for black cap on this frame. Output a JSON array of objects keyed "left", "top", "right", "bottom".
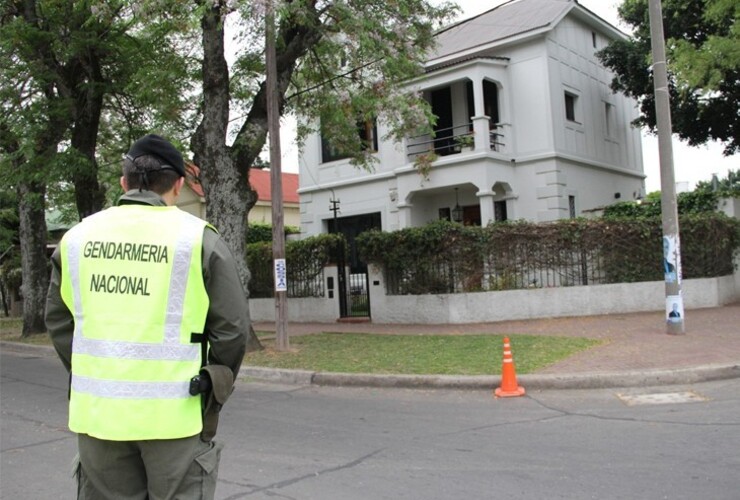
[{"left": 125, "top": 134, "right": 185, "bottom": 177}]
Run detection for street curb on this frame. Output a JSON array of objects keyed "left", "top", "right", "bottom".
[
  {"left": 0, "top": 341, "right": 58, "bottom": 357},
  {"left": 241, "top": 363, "right": 740, "bottom": 390},
  {"left": 4, "top": 342, "right": 738, "bottom": 390}
]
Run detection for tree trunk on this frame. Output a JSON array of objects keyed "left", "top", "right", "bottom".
[
  {"left": 70, "top": 85, "right": 106, "bottom": 218},
  {"left": 17, "top": 182, "right": 48, "bottom": 336},
  {"left": 193, "top": 3, "right": 326, "bottom": 351},
  {"left": 194, "top": 3, "right": 261, "bottom": 352},
  {"left": 1, "top": 121, "right": 51, "bottom": 336},
  {"left": 66, "top": 17, "right": 106, "bottom": 219}
]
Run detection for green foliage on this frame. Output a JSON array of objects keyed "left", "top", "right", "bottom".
[
  {"left": 605, "top": 169, "right": 740, "bottom": 219},
  {"left": 604, "top": 190, "right": 720, "bottom": 218},
  {"left": 597, "top": 0, "right": 739, "bottom": 155},
  {"left": 247, "top": 233, "right": 345, "bottom": 298},
  {"left": 680, "top": 213, "right": 740, "bottom": 278},
  {"left": 288, "top": 0, "right": 458, "bottom": 170},
  {"left": 0, "top": 188, "right": 20, "bottom": 297},
  {"left": 670, "top": 0, "right": 739, "bottom": 92},
  {"left": 599, "top": 214, "right": 740, "bottom": 282},
  {"left": 358, "top": 220, "right": 483, "bottom": 294},
  {"left": 0, "top": 189, "right": 18, "bottom": 252},
  {"left": 678, "top": 190, "right": 720, "bottom": 213},
  {"left": 695, "top": 169, "right": 740, "bottom": 198},
  {"left": 246, "top": 223, "right": 300, "bottom": 244},
  {"left": 598, "top": 218, "right": 663, "bottom": 283},
  {"left": 357, "top": 215, "right": 740, "bottom": 294},
  {"left": 1, "top": 1, "right": 199, "bottom": 331},
  {"left": 1, "top": 0, "right": 198, "bottom": 215}
]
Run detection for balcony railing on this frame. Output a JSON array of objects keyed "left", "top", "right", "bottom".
[{"left": 406, "top": 121, "right": 505, "bottom": 160}]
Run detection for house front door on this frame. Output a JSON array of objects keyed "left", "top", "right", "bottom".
[
  {"left": 463, "top": 205, "right": 482, "bottom": 226},
  {"left": 327, "top": 212, "right": 381, "bottom": 319}
]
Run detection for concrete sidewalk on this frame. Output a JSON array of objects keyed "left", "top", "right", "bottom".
[{"left": 248, "top": 302, "right": 740, "bottom": 390}]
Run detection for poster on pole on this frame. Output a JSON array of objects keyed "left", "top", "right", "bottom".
[
  {"left": 274, "top": 258, "right": 287, "bottom": 292},
  {"left": 662, "top": 235, "right": 678, "bottom": 284},
  {"left": 666, "top": 295, "right": 683, "bottom": 324}
]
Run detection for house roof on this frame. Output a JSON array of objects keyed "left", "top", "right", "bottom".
[
  {"left": 185, "top": 163, "right": 299, "bottom": 204},
  {"left": 250, "top": 168, "right": 300, "bottom": 204},
  {"left": 428, "top": 0, "right": 619, "bottom": 65}
]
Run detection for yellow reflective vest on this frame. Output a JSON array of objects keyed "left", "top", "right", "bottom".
[{"left": 59, "top": 204, "right": 210, "bottom": 441}]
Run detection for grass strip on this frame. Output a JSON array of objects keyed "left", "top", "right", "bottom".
[
  {"left": 246, "top": 333, "right": 602, "bottom": 375},
  {"left": 1, "top": 321, "right": 602, "bottom": 376}
]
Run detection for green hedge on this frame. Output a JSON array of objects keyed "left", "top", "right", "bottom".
[
  {"left": 356, "top": 215, "right": 740, "bottom": 294},
  {"left": 246, "top": 223, "right": 300, "bottom": 244},
  {"left": 247, "top": 215, "right": 739, "bottom": 297},
  {"left": 358, "top": 220, "right": 484, "bottom": 294},
  {"left": 247, "top": 233, "right": 345, "bottom": 298}
]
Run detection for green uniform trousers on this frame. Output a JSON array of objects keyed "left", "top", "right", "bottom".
[{"left": 75, "top": 433, "right": 222, "bottom": 500}]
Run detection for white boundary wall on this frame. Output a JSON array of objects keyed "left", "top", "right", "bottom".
[{"left": 249, "top": 264, "right": 739, "bottom": 324}]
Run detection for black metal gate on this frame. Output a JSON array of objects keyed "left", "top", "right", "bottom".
[
  {"left": 328, "top": 212, "right": 380, "bottom": 319},
  {"left": 343, "top": 270, "right": 370, "bottom": 318}
]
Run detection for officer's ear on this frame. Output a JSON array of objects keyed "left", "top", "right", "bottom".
[
  {"left": 120, "top": 176, "right": 129, "bottom": 192},
  {"left": 172, "top": 176, "right": 185, "bottom": 197}
]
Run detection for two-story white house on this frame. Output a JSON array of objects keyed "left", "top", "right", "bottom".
[{"left": 299, "top": 0, "right": 644, "bottom": 243}]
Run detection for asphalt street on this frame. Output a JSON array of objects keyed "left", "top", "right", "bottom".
[{"left": 2, "top": 347, "right": 740, "bottom": 499}]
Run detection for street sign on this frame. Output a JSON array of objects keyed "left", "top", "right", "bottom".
[{"left": 274, "top": 258, "right": 287, "bottom": 292}]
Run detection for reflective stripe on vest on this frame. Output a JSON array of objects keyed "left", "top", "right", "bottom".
[
  {"left": 72, "top": 375, "right": 191, "bottom": 399},
  {"left": 72, "top": 338, "right": 199, "bottom": 362}
]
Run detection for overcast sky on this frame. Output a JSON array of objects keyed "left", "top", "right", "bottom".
[{"left": 276, "top": 0, "right": 737, "bottom": 193}]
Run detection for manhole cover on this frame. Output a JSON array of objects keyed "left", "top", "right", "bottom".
[{"left": 617, "top": 391, "right": 708, "bottom": 406}]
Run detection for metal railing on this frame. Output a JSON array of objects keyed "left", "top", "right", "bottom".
[
  {"left": 249, "top": 260, "right": 326, "bottom": 299},
  {"left": 383, "top": 247, "right": 606, "bottom": 296},
  {"left": 406, "top": 121, "right": 505, "bottom": 160}
]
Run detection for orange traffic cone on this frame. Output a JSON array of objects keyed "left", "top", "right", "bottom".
[{"left": 494, "top": 337, "right": 526, "bottom": 398}]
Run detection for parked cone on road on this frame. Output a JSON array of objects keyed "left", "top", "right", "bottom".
[{"left": 494, "top": 337, "right": 526, "bottom": 398}]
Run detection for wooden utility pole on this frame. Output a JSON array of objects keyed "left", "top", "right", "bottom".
[
  {"left": 648, "top": 0, "right": 685, "bottom": 334},
  {"left": 266, "top": 0, "right": 289, "bottom": 348}
]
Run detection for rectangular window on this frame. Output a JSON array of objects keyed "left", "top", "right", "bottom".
[
  {"left": 569, "top": 195, "right": 576, "bottom": 219},
  {"left": 604, "top": 102, "right": 614, "bottom": 137},
  {"left": 321, "top": 138, "right": 348, "bottom": 163},
  {"left": 494, "top": 201, "right": 508, "bottom": 222},
  {"left": 321, "top": 119, "right": 378, "bottom": 163},
  {"left": 438, "top": 207, "right": 451, "bottom": 221},
  {"left": 592, "top": 31, "right": 597, "bottom": 49},
  {"left": 564, "top": 93, "right": 577, "bottom": 122},
  {"left": 360, "top": 120, "right": 378, "bottom": 151}
]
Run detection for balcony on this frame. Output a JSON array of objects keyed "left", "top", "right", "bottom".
[{"left": 406, "top": 119, "right": 507, "bottom": 162}]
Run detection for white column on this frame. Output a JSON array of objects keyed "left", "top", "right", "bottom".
[
  {"left": 470, "top": 76, "right": 491, "bottom": 152},
  {"left": 472, "top": 75, "right": 486, "bottom": 116},
  {"left": 396, "top": 203, "right": 414, "bottom": 229},
  {"left": 472, "top": 115, "right": 491, "bottom": 152},
  {"left": 476, "top": 190, "right": 496, "bottom": 226}
]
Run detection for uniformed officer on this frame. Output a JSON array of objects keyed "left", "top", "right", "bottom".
[{"left": 45, "top": 134, "right": 248, "bottom": 499}]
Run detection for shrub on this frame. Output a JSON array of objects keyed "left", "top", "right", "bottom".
[
  {"left": 246, "top": 223, "right": 300, "bottom": 244},
  {"left": 603, "top": 190, "right": 719, "bottom": 218},
  {"left": 358, "top": 220, "right": 483, "bottom": 294},
  {"left": 247, "top": 233, "right": 345, "bottom": 298},
  {"left": 356, "top": 215, "right": 740, "bottom": 294}
]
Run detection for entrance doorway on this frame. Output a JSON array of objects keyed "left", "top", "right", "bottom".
[{"left": 327, "top": 212, "right": 381, "bottom": 318}]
